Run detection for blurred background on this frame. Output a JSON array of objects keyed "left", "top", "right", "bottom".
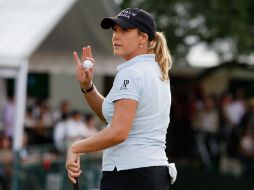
[{"left": 0, "top": 0, "right": 253, "bottom": 189}]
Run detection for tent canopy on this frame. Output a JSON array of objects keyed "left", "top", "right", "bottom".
[
  {"left": 0, "top": 0, "right": 119, "bottom": 150},
  {"left": 0, "top": 0, "right": 78, "bottom": 63},
  {"left": 0, "top": 0, "right": 120, "bottom": 70}
]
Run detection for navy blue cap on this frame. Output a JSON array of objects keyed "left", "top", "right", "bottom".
[{"left": 101, "top": 8, "right": 156, "bottom": 41}]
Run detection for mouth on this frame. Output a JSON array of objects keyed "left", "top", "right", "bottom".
[{"left": 113, "top": 43, "right": 121, "bottom": 48}]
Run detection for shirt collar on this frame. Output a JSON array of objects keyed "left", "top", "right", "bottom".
[{"left": 117, "top": 54, "right": 156, "bottom": 71}]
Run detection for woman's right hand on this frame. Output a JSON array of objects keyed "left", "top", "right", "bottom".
[
  {"left": 73, "top": 46, "right": 94, "bottom": 89},
  {"left": 66, "top": 147, "right": 81, "bottom": 184}
]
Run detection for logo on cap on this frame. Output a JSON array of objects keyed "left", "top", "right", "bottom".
[{"left": 118, "top": 10, "right": 137, "bottom": 19}]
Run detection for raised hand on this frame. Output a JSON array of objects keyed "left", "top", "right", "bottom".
[{"left": 73, "top": 46, "right": 94, "bottom": 89}]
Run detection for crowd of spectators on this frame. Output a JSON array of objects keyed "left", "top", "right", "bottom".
[
  {"left": 1, "top": 86, "right": 254, "bottom": 189},
  {"left": 169, "top": 87, "right": 254, "bottom": 176},
  {"left": 0, "top": 99, "right": 99, "bottom": 190}
]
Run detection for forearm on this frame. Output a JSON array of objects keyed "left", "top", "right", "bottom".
[
  {"left": 82, "top": 85, "right": 105, "bottom": 121},
  {"left": 69, "top": 126, "right": 124, "bottom": 154},
  {"left": 69, "top": 99, "right": 137, "bottom": 154}
]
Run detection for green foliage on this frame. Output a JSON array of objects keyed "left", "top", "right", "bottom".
[{"left": 121, "top": 0, "right": 254, "bottom": 63}]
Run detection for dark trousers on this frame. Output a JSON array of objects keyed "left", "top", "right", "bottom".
[{"left": 100, "top": 166, "right": 171, "bottom": 190}]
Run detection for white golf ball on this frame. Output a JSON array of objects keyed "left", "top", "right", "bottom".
[{"left": 83, "top": 60, "right": 93, "bottom": 69}]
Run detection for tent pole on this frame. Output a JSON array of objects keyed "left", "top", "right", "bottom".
[
  {"left": 12, "top": 59, "right": 28, "bottom": 190},
  {"left": 13, "top": 59, "right": 28, "bottom": 151}
]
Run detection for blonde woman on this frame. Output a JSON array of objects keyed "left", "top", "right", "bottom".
[{"left": 66, "top": 8, "right": 177, "bottom": 190}]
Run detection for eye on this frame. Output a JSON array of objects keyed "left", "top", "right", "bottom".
[
  {"left": 121, "top": 28, "right": 129, "bottom": 32},
  {"left": 111, "top": 27, "right": 116, "bottom": 32}
]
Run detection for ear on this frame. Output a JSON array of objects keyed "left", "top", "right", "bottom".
[{"left": 139, "top": 32, "right": 149, "bottom": 43}]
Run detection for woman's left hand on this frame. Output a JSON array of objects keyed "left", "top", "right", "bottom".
[
  {"left": 73, "top": 46, "right": 94, "bottom": 89},
  {"left": 65, "top": 148, "right": 81, "bottom": 184}
]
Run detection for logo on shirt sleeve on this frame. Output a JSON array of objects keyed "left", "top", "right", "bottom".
[{"left": 120, "top": 80, "right": 129, "bottom": 90}]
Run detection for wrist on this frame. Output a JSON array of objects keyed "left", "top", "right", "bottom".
[
  {"left": 80, "top": 81, "right": 93, "bottom": 89},
  {"left": 69, "top": 144, "right": 78, "bottom": 154},
  {"left": 80, "top": 83, "right": 94, "bottom": 94}
]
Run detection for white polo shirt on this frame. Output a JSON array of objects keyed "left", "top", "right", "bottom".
[{"left": 102, "top": 54, "right": 171, "bottom": 171}]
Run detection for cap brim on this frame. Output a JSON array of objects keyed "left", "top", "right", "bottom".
[{"left": 100, "top": 17, "right": 135, "bottom": 29}]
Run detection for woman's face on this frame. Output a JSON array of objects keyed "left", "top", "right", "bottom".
[{"left": 112, "top": 25, "right": 147, "bottom": 60}]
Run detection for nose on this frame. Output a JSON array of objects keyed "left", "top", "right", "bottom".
[
  {"left": 112, "top": 31, "right": 119, "bottom": 40},
  {"left": 112, "top": 33, "right": 117, "bottom": 41}
]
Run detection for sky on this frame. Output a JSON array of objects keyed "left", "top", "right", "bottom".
[{"left": 187, "top": 43, "right": 220, "bottom": 67}]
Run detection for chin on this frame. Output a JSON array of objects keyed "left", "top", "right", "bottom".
[{"left": 113, "top": 50, "right": 123, "bottom": 57}]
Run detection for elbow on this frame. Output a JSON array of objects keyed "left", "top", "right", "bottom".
[
  {"left": 117, "top": 133, "right": 129, "bottom": 143},
  {"left": 111, "top": 128, "right": 129, "bottom": 144}
]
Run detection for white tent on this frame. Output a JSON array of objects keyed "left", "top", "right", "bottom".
[{"left": 0, "top": 0, "right": 119, "bottom": 150}]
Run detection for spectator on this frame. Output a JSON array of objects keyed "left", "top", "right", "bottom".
[
  {"left": 33, "top": 101, "right": 54, "bottom": 144},
  {"left": 24, "top": 107, "right": 36, "bottom": 129},
  {"left": 53, "top": 113, "right": 68, "bottom": 153},
  {"left": 192, "top": 95, "right": 220, "bottom": 169},
  {"left": 84, "top": 113, "right": 98, "bottom": 137},
  {"left": 0, "top": 135, "right": 13, "bottom": 190},
  {"left": 239, "top": 128, "right": 254, "bottom": 176},
  {"left": 223, "top": 89, "right": 246, "bottom": 158},
  {"left": 2, "top": 96, "right": 15, "bottom": 139},
  {"left": 240, "top": 97, "right": 254, "bottom": 133},
  {"left": 219, "top": 92, "right": 234, "bottom": 141},
  {"left": 54, "top": 110, "right": 89, "bottom": 153},
  {"left": 52, "top": 100, "right": 71, "bottom": 124},
  {"left": 223, "top": 89, "right": 246, "bottom": 128},
  {"left": 238, "top": 97, "right": 254, "bottom": 176}
]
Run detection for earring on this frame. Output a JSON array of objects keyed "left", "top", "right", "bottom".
[{"left": 139, "top": 44, "right": 143, "bottom": 49}]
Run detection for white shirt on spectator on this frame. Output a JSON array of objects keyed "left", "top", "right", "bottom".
[
  {"left": 225, "top": 100, "right": 245, "bottom": 126},
  {"left": 54, "top": 118, "right": 89, "bottom": 152}
]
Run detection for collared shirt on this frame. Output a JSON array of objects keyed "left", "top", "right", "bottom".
[{"left": 102, "top": 54, "right": 171, "bottom": 171}]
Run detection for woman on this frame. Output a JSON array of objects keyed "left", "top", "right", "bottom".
[{"left": 66, "top": 8, "right": 177, "bottom": 190}]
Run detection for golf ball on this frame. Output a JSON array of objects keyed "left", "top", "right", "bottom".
[{"left": 83, "top": 60, "right": 93, "bottom": 69}]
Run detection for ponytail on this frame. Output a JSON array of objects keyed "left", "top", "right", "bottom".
[{"left": 148, "top": 32, "right": 172, "bottom": 81}]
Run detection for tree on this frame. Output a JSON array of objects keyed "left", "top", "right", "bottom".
[{"left": 121, "top": 0, "right": 254, "bottom": 64}]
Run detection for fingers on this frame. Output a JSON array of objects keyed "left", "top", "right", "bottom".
[
  {"left": 67, "top": 169, "right": 80, "bottom": 184},
  {"left": 81, "top": 46, "right": 93, "bottom": 61},
  {"left": 68, "top": 168, "right": 82, "bottom": 176},
  {"left": 73, "top": 52, "right": 81, "bottom": 65},
  {"left": 82, "top": 48, "right": 94, "bottom": 68},
  {"left": 66, "top": 164, "right": 80, "bottom": 173},
  {"left": 67, "top": 169, "right": 82, "bottom": 184},
  {"left": 67, "top": 164, "right": 80, "bottom": 172},
  {"left": 87, "top": 46, "right": 93, "bottom": 58},
  {"left": 82, "top": 47, "right": 86, "bottom": 62},
  {"left": 66, "top": 163, "right": 82, "bottom": 184},
  {"left": 66, "top": 155, "right": 82, "bottom": 184},
  {"left": 73, "top": 46, "right": 94, "bottom": 87},
  {"left": 68, "top": 175, "right": 77, "bottom": 184}
]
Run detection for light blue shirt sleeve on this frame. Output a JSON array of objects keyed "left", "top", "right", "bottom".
[{"left": 111, "top": 69, "right": 143, "bottom": 102}]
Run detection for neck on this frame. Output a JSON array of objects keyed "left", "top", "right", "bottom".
[{"left": 122, "top": 47, "right": 149, "bottom": 61}]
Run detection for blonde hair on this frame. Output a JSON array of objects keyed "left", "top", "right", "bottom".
[{"left": 148, "top": 32, "right": 172, "bottom": 81}]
